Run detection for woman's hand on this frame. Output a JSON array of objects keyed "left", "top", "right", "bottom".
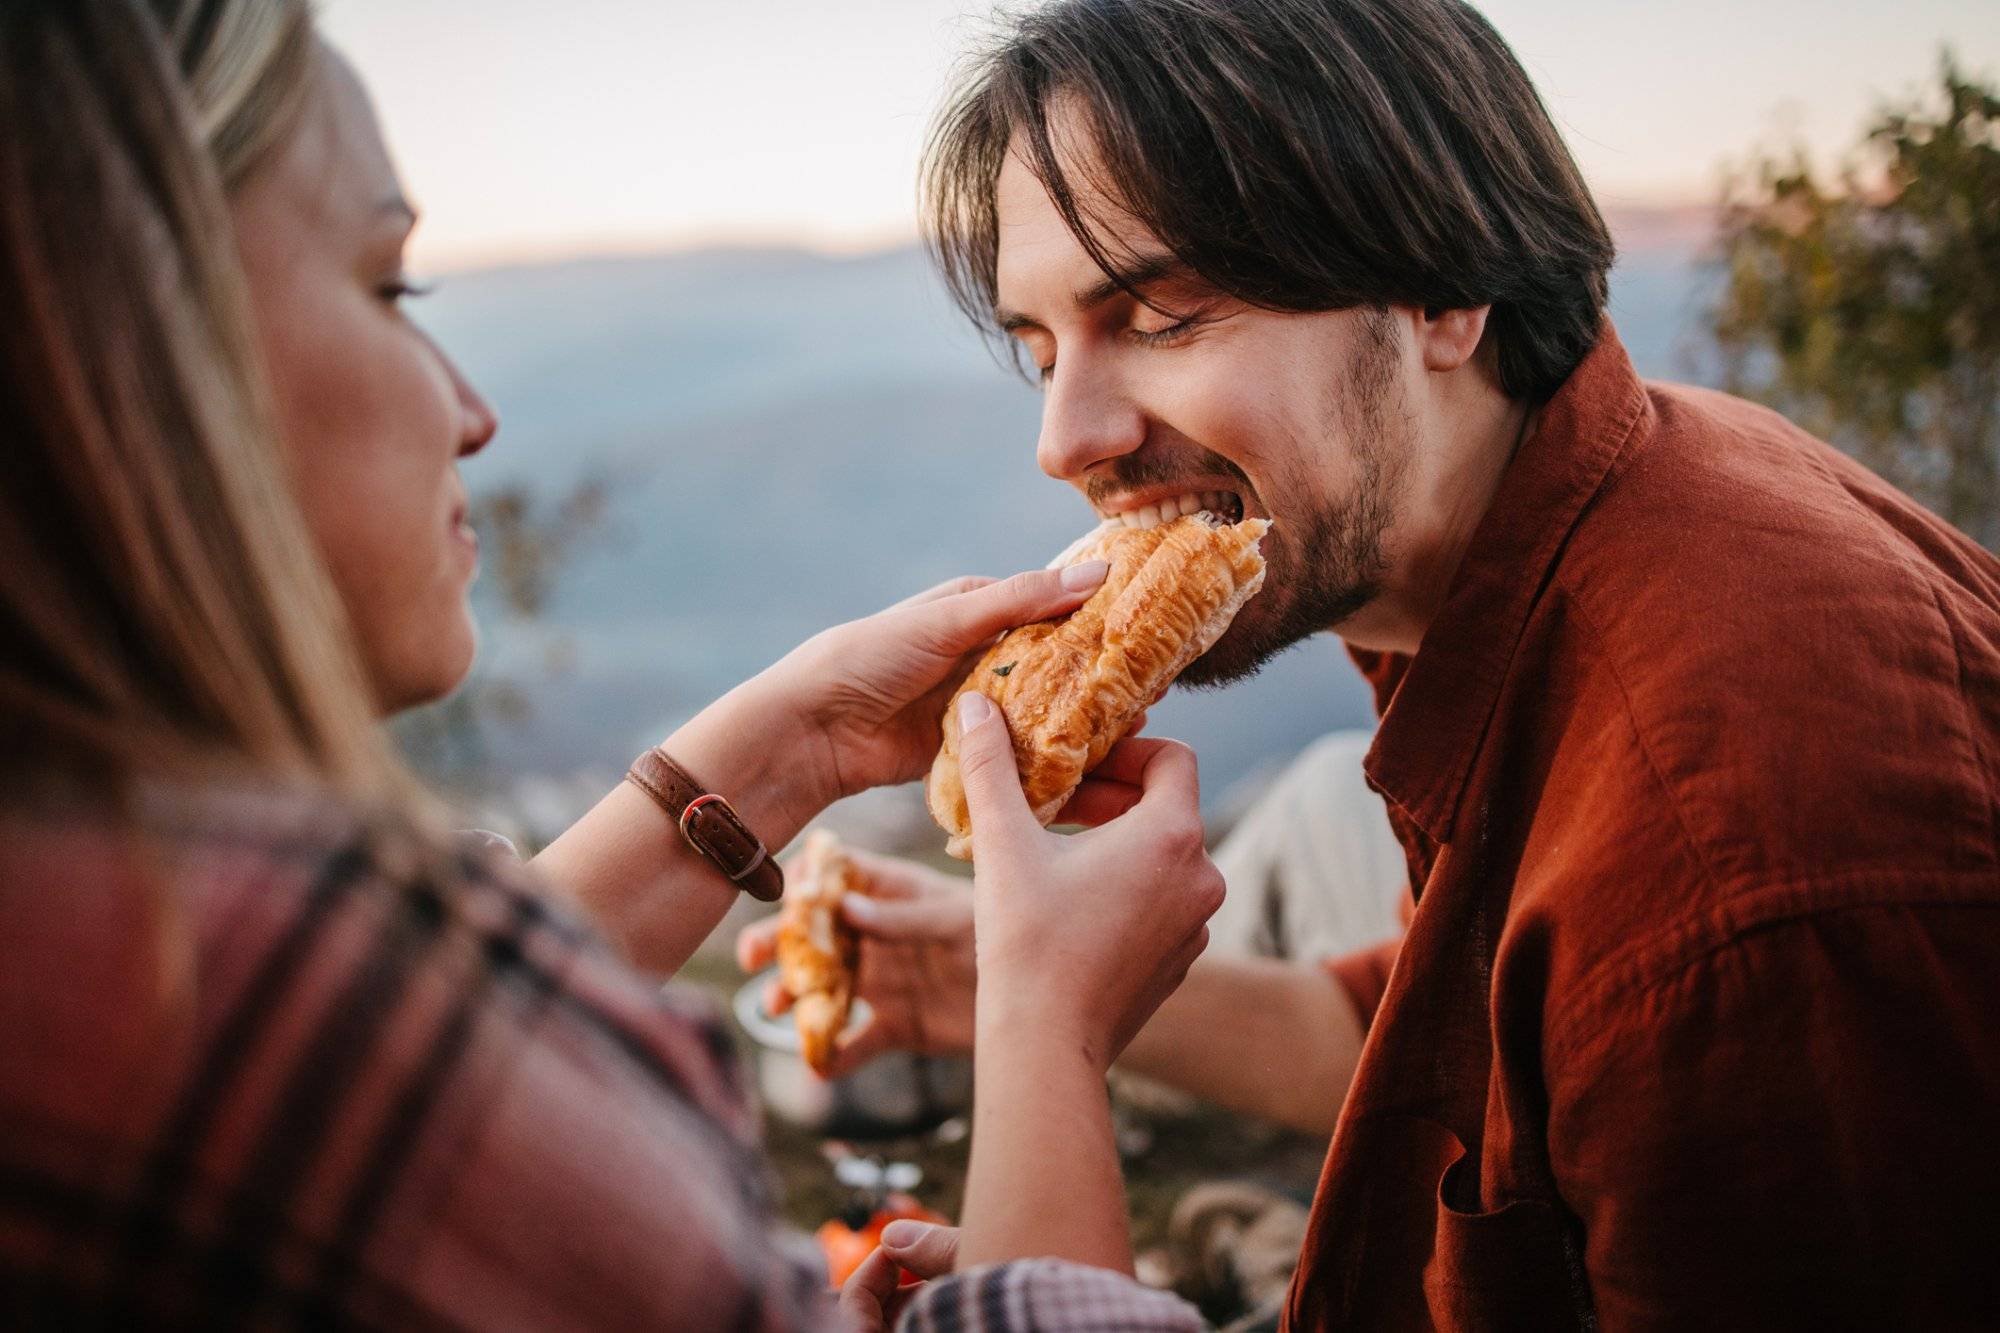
[
  {"left": 736, "top": 851, "right": 978, "bottom": 1079},
  {"left": 732, "top": 704, "right": 1160, "bottom": 1079},
  {"left": 957, "top": 694, "right": 1224, "bottom": 1071},
  {"left": 950, "top": 695, "right": 1224, "bottom": 1274},
  {"left": 534, "top": 564, "right": 1105, "bottom": 983},
  {"left": 750, "top": 562, "right": 1111, "bottom": 821},
  {"left": 836, "top": 1222, "right": 961, "bottom": 1332}
]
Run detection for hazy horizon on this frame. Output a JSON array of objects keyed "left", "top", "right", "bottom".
[{"left": 420, "top": 200, "right": 1725, "bottom": 281}]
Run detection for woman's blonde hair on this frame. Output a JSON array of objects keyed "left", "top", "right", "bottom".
[{"left": 0, "top": 0, "right": 410, "bottom": 804}]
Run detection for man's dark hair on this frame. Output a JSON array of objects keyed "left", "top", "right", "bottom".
[{"left": 924, "top": 0, "right": 1616, "bottom": 402}]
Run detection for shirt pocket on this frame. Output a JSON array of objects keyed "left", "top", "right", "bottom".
[{"left": 1422, "top": 1126, "right": 1586, "bottom": 1332}]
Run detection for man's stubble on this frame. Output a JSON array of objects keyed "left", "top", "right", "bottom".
[{"left": 1179, "top": 309, "right": 1409, "bottom": 688}]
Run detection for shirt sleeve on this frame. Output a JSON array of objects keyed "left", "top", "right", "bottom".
[
  {"left": 1544, "top": 899, "right": 2000, "bottom": 1328},
  {"left": 897, "top": 1260, "right": 1206, "bottom": 1332}
]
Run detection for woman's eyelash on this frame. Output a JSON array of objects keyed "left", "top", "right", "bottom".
[{"left": 382, "top": 277, "right": 437, "bottom": 301}]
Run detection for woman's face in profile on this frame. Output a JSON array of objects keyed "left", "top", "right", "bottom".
[{"left": 230, "top": 41, "right": 496, "bottom": 714}]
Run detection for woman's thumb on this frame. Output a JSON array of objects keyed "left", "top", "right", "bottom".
[
  {"left": 954, "top": 692, "right": 1034, "bottom": 855},
  {"left": 879, "top": 1220, "right": 960, "bottom": 1278}
]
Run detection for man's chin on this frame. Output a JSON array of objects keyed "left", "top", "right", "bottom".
[
  {"left": 1176, "top": 582, "right": 1375, "bottom": 689},
  {"left": 1176, "top": 638, "right": 1287, "bottom": 689},
  {"left": 1177, "top": 612, "right": 1305, "bottom": 689}
]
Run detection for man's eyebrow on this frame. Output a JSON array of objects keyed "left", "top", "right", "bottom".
[
  {"left": 1074, "top": 252, "right": 1183, "bottom": 309},
  {"left": 994, "top": 252, "right": 1189, "bottom": 333}
]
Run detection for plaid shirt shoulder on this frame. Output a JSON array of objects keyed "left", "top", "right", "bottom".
[{"left": 0, "top": 788, "right": 830, "bottom": 1330}]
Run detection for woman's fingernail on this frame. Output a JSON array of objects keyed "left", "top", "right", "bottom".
[
  {"left": 957, "top": 692, "right": 995, "bottom": 735},
  {"left": 1061, "top": 559, "right": 1110, "bottom": 591},
  {"left": 881, "top": 1220, "right": 929, "bottom": 1248},
  {"left": 842, "top": 894, "right": 879, "bottom": 924}
]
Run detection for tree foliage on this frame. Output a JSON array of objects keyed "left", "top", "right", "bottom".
[
  {"left": 392, "top": 477, "right": 608, "bottom": 794},
  {"left": 1708, "top": 54, "right": 2000, "bottom": 549},
  {"left": 470, "top": 479, "right": 609, "bottom": 621}
]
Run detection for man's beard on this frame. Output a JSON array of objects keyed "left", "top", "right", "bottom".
[{"left": 1179, "top": 313, "right": 1405, "bottom": 688}]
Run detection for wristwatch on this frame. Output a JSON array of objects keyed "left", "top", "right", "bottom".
[{"left": 625, "top": 746, "right": 785, "bottom": 903}]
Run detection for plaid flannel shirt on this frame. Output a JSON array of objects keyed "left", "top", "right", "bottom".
[{"left": 0, "top": 783, "right": 1201, "bottom": 1331}]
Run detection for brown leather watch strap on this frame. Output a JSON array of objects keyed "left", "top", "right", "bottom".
[{"left": 625, "top": 747, "right": 785, "bottom": 903}]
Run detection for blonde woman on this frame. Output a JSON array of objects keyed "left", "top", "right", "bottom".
[{"left": 0, "top": 1, "right": 1218, "bottom": 1326}]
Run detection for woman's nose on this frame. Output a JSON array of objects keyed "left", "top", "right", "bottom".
[
  {"left": 1035, "top": 358, "right": 1146, "bottom": 483},
  {"left": 450, "top": 358, "right": 498, "bottom": 457}
]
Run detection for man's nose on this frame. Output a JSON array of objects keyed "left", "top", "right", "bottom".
[{"left": 1035, "top": 357, "right": 1146, "bottom": 482}]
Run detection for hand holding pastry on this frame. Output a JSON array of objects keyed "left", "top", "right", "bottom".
[
  {"left": 538, "top": 564, "right": 1109, "bottom": 979},
  {"left": 927, "top": 512, "right": 1269, "bottom": 859},
  {"left": 750, "top": 561, "right": 1115, "bottom": 824},
  {"left": 738, "top": 848, "right": 978, "bottom": 1080},
  {"left": 954, "top": 692, "right": 1224, "bottom": 1073},
  {"left": 949, "top": 692, "right": 1225, "bottom": 1274},
  {"left": 773, "top": 829, "right": 867, "bottom": 1076}
]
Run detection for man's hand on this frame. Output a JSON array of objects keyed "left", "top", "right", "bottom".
[
  {"left": 736, "top": 850, "right": 978, "bottom": 1079},
  {"left": 733, "top": 705, "right": 1160, "bottom": 1079},
  {"left": 836, "top": 1222, "right": 961, "bottom": 1332}
]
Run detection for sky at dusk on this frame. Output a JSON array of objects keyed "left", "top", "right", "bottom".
[{"left": 318, "top": 0, "right": 2000, "bottom": 272}]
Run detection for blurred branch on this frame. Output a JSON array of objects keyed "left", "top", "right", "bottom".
[
  {"left": 1705, "top": 50, "right": 2000, "bottom": 548},
  {"left": 475, "top": 477, "right": 611, "bottom": 619},
  {"left": 394, "top": 474, "right": 611, "bottom": 792}
]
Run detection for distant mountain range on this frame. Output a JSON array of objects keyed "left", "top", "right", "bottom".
[{"left": 414, "top": 218, "right": 1719, "bottom": 843}]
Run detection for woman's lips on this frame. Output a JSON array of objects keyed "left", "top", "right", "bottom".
[{"left": 450, "top": 507, "right": 478, "bottom": 562}]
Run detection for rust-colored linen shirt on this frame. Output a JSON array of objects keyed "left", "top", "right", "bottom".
[{"left": 1286, "top": 326, "right": 2000, "bottom": 1331}]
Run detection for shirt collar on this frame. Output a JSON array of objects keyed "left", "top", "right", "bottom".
[{"left": 1362, "top": 323, "right": 1654, "bottom": 846}]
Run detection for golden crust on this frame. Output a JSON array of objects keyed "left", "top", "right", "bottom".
[
  {"left": 925, "top": 513, "right": 1270, "bottom": 860},
  {"left": 775, "top": 829, "right": 864, "bottom": 1075}
]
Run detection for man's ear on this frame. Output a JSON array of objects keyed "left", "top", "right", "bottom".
[{"left": 1416, "top": 306, "right": 1492, "bottom": 373}]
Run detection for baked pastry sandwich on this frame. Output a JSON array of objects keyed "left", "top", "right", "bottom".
[
  {"left": 775, "top": 828, "right": 866, "bottom": 1075},
  {"left": 925, "top": 507, "right": 1270, "bottom": 859}
]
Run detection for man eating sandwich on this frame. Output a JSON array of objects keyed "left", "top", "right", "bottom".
[{"left": 750, "top": 0, "right": 2000, "bottom": 1326}]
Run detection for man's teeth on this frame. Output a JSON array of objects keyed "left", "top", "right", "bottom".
[{"left": 1115, "top": 491, "right": 1239, "bottom": 529}]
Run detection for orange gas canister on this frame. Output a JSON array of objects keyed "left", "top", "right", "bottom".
[{"left": 815, "top": 1157, "right": 950, "bottom": 1289}]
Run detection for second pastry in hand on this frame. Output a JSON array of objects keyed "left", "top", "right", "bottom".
[
  {"left": 925, "top": 509, "right": 1271, "bottom": 859},
  {"left": 775, "top": 828, "right": 866, "bottom": 1076}
]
